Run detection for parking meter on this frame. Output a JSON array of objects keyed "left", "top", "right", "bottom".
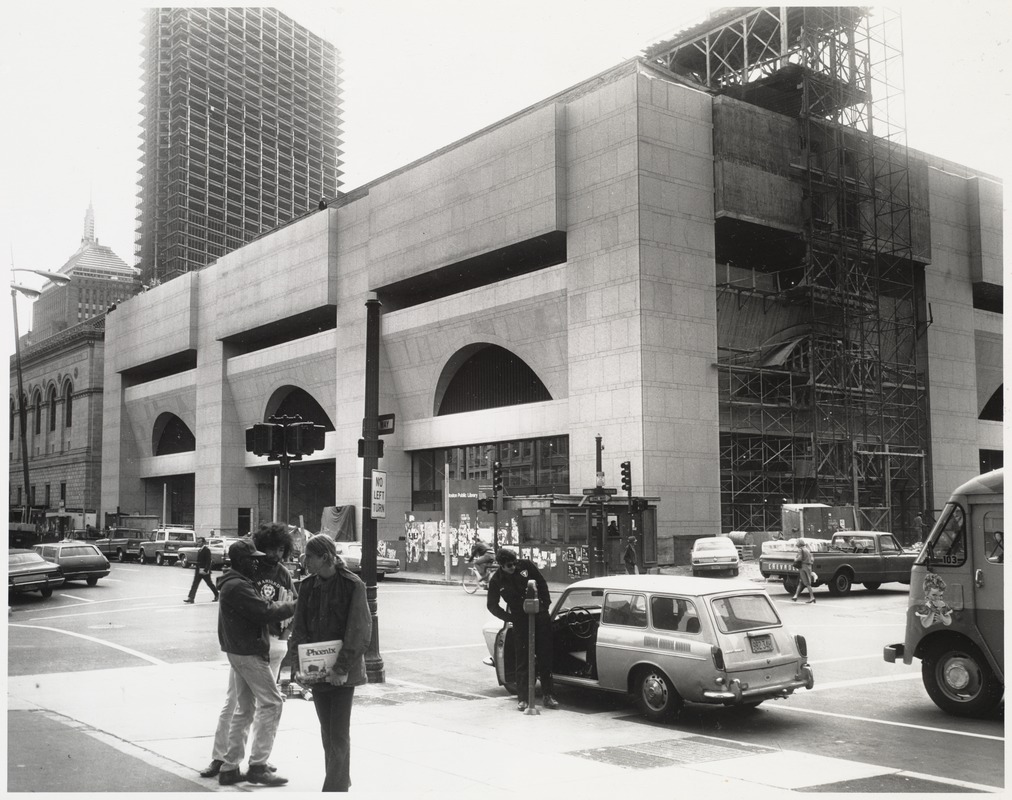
[{"left": 523, "top": 579, "right": 540, "bottom": 715}]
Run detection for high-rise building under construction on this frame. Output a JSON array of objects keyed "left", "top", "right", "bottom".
[{"left": 136, "top": 7, "right": 342, "bottom": 285}]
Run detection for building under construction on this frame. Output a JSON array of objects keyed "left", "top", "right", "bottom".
[
  {"left": 646, "top": 7, "right": 999, "bottom": 537},
  {"left": 135, "top": 7, "right": 343, "bottom": 285}
]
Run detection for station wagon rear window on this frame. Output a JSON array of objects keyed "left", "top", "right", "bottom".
[{"left": 710, "top": 594, "right": 780, "bottom": 634}]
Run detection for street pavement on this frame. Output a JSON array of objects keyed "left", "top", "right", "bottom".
[{"left": 7, "top": 564, "right": 997, "bottom": 795}]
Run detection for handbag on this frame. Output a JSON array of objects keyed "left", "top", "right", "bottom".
[{"left": 792, "top": 553, "right": 803, "bottom": 567}]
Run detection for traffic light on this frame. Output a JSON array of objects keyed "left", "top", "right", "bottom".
[
  {"left": 288, "top": 422, "right": 326, "bottom": 456},
  {"left": 492, "top": 461, "right": 503, "bottom": 494},
  {"left": 478, "top": 498, "right": 493, "bottom": 513},
  {"left": 620, "top": 461, "right": 631, "bottom": 493},
  {"left": 245, "top": 423, "right": 283, "bottom": 457}
]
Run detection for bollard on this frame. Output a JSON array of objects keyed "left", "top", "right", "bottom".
[{"left": 522, "top": 579, "right": 540, "bottom": 716}]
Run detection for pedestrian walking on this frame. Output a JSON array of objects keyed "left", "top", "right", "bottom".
[
  {"left": 486, "top": 547, "right": 559, "bottom": 711},
  {"left": 791, "top": 538, "right": 816, "bottom": 604},
  {"left": 200, "top": 538, "right": 296, "bottom": 787},
  {"left": 623, "top": 535, "right": 639, "bottom": 574},
  {"left": 289, "top": 534, "right": 372, "bottom": 792},
  {"left": 184, "top": 537, "right": 218, "bottom": 603}
]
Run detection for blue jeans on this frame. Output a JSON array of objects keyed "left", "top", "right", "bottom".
[
  {"left": 220, "top": 653, "right": 284, "bottom": 770},
  {"left": 312, "top": 686, "right": 356, "bottom": 791}
]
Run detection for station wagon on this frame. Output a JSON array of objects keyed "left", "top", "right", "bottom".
[{"left": 484, "top": 575, "right": 814, "bottom": 721}]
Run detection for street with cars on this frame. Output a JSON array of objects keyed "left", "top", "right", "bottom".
[{"left": 6, "top": 556, "right": 1003, "bottom": 792}]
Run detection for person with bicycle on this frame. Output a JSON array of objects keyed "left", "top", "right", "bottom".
[{"left": 467, "top": 535, "right": 495, "bottom": 588}]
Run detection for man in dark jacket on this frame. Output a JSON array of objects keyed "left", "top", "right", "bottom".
[
  {"left": 205, "top": 538, "right": 296, "bottom": 787},
  {"left": 486, "top": 548, "right": 559, "bottom": 711},
  {"left": 184, "top": 537, "right": 218, "bottom": 603}
]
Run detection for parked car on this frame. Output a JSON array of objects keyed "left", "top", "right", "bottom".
[
  {"left": 9, "top": 549, "right": 65, "bottom": 598},
  {"left": 483, "top": 575, "right": 814, "bottom": 721},
  {"left": 691, "top": 536, "right": 740, "bottom": 577},
  {"left": 297, "top": 541, "right": 400, "bottom": 579},
  {"left": 33, "top": 542, "right": 111, "bottom": 586},
  {"left": 175, "top": 537, "right": 242, "bottom": 570},
  {"left": 139, "top": 527, "right": 199, "bottom": 566}
]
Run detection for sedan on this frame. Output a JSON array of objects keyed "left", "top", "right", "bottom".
[
  {"left": 483, "top": 575, "right": 813, "bottom": 721},
  {"left": 33, "top": 542, "right": 111, "bottom": 586},
  {"left": 9, "top": 549, "right": 65, "bottom": 598},
  {"left": 175, "top": 537, "right": 241, "bottom": 570},
  {"left": 691, "top": 536, "right": 740, "bottom": 577},
  {"left": 333, "top": 541, "right": 400, "bottom": 578}
]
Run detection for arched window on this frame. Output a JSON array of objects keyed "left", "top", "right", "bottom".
[
  {"left": 33, "top": 392, "right": 42, "bottom": 435},
  {"left": 436, "top": 344, "right": 551, "bottom": 416},
  {"left": 48, "top": 387, "right": 58, "bottom": 431},
  {"left": 63, "top": 382, "right": 73, "bottom": 429},
  {"left": 152, "top": 413, "right": 196, "bottom": 455},
  {"left": 267, "top": 387, "right": 336, "bottom": 430}
]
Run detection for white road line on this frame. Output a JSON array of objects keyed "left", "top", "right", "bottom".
[
  {"left": 775, "top": 703, "right": 1004, "bottom": 741},
  {"left": 58, "top": 593, "right": 94, "bottom": 603},
  {"left": 8, "top": 623, "right": 167, "bottom": 666},
  {"left": 383, "top": 643, "right": 488, "bottom": 654},
  {"left": 26, "top": 604, "right": 178, "bottom": 622}
]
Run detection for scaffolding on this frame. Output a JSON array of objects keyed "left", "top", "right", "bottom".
[{"left": 647, "top": 7, "right": 928, "bottom": 538}]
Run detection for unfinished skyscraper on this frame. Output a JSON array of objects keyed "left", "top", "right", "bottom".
[
  {"left": 136, "top": 7, "right": 342, "bottom": 285},
  {"left": 646, "top": 7, "right": 931, "bottom": 534}
]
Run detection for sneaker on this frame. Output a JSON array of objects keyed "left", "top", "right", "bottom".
[
  {"left": 183, "top": 598, "right": 194, "bottom": 604},
  {"left": 199, "top": 759, "right": 222, "bottom": 778},
  {"left": 517, "top": 700, "right": 528, "bottom": 711},
  {"left": 543, "top": 695, "right": 560, "bottom": 709},
  {"left": 247, "top": 764, "right": 288, "bottom": 786},
  {"left": 218, "top": 769, "right": 243, "bottom": 786}
]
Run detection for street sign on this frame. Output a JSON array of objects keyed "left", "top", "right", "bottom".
[
  {"left": 371, "top": 469, "right": 387, "bottom": 519},
  {"left": 582, "top": 488, "right": 617, "bottom": 495},
  {"left": 377, "top": 413, "right": 395, "bottom": 436}
]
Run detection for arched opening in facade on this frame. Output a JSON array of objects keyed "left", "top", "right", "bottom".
[
  {"left": 980, "top": 386, "right": 1003, "bottom": 422},
  {"left": 152, "top": 413, "right": 196, "bottom": 455},
  {"left": 264, "top": 386, "right": 336, "bottom": 430},
  {"left": 63, "top": 381, "right": 73, "bottom": 428},
  {"left": 434, "top": 343, "right": 551, "bottom": 416}
]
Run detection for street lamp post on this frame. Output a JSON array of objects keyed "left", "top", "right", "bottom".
[{"left": 9, "top": 269, "right": 72, "bottom": 523}]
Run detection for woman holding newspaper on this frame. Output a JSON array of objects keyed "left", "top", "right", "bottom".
[{"left": 289, "top": 534, "right": 372, "bottom": 792}]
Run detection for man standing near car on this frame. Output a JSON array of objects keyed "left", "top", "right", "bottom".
[
  {"left": 201, "top": 539, "right": 296, "bottom": 786},
  {"left": 184, "top": 537, "right": 218, "bottom": 603},
  {"left": 486, "top": 548, "right": 559, "bottom": 711}
]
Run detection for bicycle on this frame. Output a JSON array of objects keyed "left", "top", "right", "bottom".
[{"left": 462, "top": 562, "right": 489, "bottom": 594}]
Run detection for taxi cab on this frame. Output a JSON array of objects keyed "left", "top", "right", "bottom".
[{"left": 484, "top": 575, "right": 814, "bottom": 721}]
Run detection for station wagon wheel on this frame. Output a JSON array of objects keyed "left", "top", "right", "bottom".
[
  {"left": 634, "top": 666, "right": 682, "bottom": 722},
  {"left": 86, "top": 577, "right": 98, "bottom": 586},
  {"left": 863, "top": 582, "right": 881, "bottom": 591},
  {"left": 41, "top": 587, "right": 53, "bottom": 599},
  {"left": 564, "top": 607, "right": 594, "bottom": 639}
]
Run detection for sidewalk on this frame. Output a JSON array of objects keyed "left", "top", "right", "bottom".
[{"left": 9, "top": 659, "right": 993, "bottom": 795}]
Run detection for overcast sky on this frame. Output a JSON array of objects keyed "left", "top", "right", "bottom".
[{"left": 2, "top": 1, "right": 1009, "bottom": 344}]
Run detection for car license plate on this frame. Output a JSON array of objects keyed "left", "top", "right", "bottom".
[{"left": 749, "top": 635, "right": 773, "bottom": 654}]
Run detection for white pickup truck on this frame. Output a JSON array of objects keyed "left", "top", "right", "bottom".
[{"left": 138, "top": 527, "right": 198, "bottom": 566}]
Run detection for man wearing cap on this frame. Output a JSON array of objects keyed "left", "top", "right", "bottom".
[
  {"left": 486, "top": 548, "right": 559, "bottom": 711},
  {"left": 203, "top": 538, "right": 296, "bottom": 786}
]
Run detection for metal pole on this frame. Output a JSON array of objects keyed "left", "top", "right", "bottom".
[
  {"left": 277, "top": 458, "right": 290, "bottom": 528},
  {"left": 594, "top": 435, "right": 605, "bottom": 577},
  {"left": 361, "top": 295, "right": 385, "bottom": 682},
  {"left": 12, "top": 288, "right": 31, "bottom": 524}
]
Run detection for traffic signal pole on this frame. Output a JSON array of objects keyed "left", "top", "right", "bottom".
[{"left": 360, "top": 295, "right": 385, "bottom": 683}]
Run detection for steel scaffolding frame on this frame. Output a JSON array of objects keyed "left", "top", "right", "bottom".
[{"left": 651, "top": 7, "right": 927, "bottom": 536}]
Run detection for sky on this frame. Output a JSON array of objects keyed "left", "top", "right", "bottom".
[{"left": 2, "top": 1, "right": 1010, "bottom": 346}]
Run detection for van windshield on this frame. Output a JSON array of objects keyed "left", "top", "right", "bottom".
[{"left": 918, "top": 502, "right": 967, "bottom": 567}]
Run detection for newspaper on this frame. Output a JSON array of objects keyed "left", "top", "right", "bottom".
[{"left": 297, "top": 640, "right": 343, "bottom": 683}]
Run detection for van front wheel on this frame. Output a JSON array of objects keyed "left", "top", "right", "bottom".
[
  {"left": 634, "top": 667, "right": 682, "bottom": 722},
  {"left": 922, "top": 641, "right": 1003, "bottom": 718}
]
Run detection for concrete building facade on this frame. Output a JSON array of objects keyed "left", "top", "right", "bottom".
[{"left": 101, "top": 55, "right": 1002, "bottom": 571}]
